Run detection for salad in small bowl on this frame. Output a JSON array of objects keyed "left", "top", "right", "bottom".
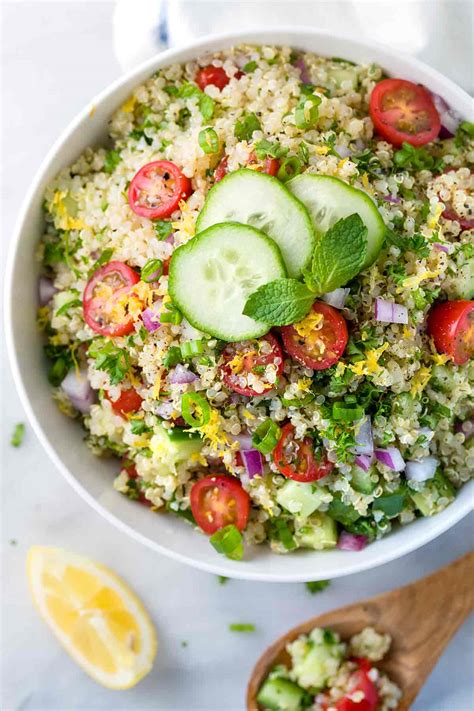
[{"left": 8, "top": 30, "right": 473, "bottom": 579}]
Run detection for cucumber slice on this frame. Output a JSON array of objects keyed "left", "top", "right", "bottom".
[
  {"left": 293, "top": 513, "right": 337, "bottom": 550},
  {"left": 287, "top": 174, "right": 386, "bottom": 268},
  {"left": 257, "top": 677, "right": 307, "bottom": 711},
  {"left": 196, "top": 169, "right": 315, "bottom": 278},
  {"left": 169, "top": 222, "right": 286, "bottom": 341},
  {"left": 276, "top": 481, "right": 329, "bottom": 520},
  {"left": 351, "top": 464, "right": 378, "bottom": 495}
]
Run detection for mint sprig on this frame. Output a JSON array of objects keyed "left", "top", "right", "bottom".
[
  {"left": 243, "top": 279, "right": 314, "bottom": 325},
  {"left": 305, "top": 213, "right": 367, "bottom": 295},
  {"left": 242, "top": 214, "right": 367, "bottom": 328}
]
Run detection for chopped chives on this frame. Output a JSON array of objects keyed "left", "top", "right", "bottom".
[
  {"left": 141, "top": 259, "right": 163, "bottom": 283},
  {"left": 210, "top": 524, "right": 244, "bottom": 561},
  {"left": 252, "top": 419, "right": 281, "bottom": 455},
  {"left": 180, "top": 340, "right": 204, "bottom": 359},
  {"left": 277, "top": 156, "right": 302, "bottom": 182},
  {"left": 229, "top": 623, "right": 255, "bottom": 632}
]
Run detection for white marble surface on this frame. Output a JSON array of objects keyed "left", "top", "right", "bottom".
[{"left": 1, "top": 3, "right": 473, "bottom": 710}]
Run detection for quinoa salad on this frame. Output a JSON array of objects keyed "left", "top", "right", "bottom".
[
  {"left": 257, "top": 625, "right": 401, "bottom": 710},
  {"left": 38, "top": 45, "right": 474, "bottom": 561}
]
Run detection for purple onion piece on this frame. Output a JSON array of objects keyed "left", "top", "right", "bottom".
[
  {"left": 293, "top": 56, "right": 311, "bottom": 84},
  {"left": 381, "top": 194, "right": 401, "bottom": 205},
  {"left": 38, "top": 276, "right": 58, "bottom": 306},
  {"left": 354, "top": 417, "right": 373, "bottom": 455},
  {"left": 375, "top": 298, "right": 408, "bottom": 325},
  {"left": 455, "top": 418, "right": 474, "bottom": 440},
  {"left": 337, "top": 531, "right": 367, "bottom": 551},
  {"left": 405, "top": 456, "right": 439, "bottom": 482},
  {"left": 321, "top": 288, "right": 350, "bottom": 310},
  {"left": 230, "top": 432, "right": 253, "bottom": 451},
  {"left": 433, "top": 242, "right": 451, "bottom": 254},
  {"left": 61, "top": 369, "right": 95, "bottom": 414},
  {"left": 375, "top": 447, "right": 405, "bottom": 472},
  {"left": 430, "top": 91, "right": 462, "bottom": 138},
  {"left": 241, "top": 449, "right": 263, "bottom": 478},
  {"left": 169, "top": 364, "right": 199, "bottom": 385},
  {"left": 141, "top": 302, "right": 162, "bottom": 332},
  {"left": 354, "top": 454, "right": 373, "bottom": 472},
  {"left": 155, "top": 400, "right": 175, "bottom": 420}
]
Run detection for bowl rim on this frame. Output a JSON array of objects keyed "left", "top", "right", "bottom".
[{"left": 5, "top": 27, "right": 473, "bottom": 581}]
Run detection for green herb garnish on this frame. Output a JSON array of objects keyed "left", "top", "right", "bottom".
[
  {"left": 154, "top": 220, "right": 173, "bottom": 241},
  {"left": 229, "top": 623, "right": 255, "bottom": 632},
  {"left": 234, "top": 113, "right": 261, "bottom": 141},
  {"left": 104, "top": 149, "right": 122, "bottom": 174},
  {"left": 88, "top": 248, "right": 114, "bottom": 277},
  {"left": 242, "top": 60, "right": 257, "bottom": 73},
  {"left": 393, "top": 141, "right": 444, "bottom": 172},
  {"left": 178, "top": 82, "right": 215, "bottom": 121},
  {"left": 294, "top": 94, "right": 321, "bottom": 129},
  {"left": 305, "top": 580, "right": 330, "bottom": 594},
  {"left": 89, "top": 340, "right": 131, "bottom": 385},
  {"left": 11, "top": 423, "right": 25, "bottom": 447},
  {"left": 55, "top": 298, "right": 82, "bottom": 317},
  {"left": 251, "top": 419, "right": 281, "bottom": 455}
]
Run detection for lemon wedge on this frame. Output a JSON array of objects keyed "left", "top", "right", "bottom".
[{"left": 27, "top": 546, "right": 157, "bottom": 689}]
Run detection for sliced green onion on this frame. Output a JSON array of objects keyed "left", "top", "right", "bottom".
[
  {"left": 210, "top": 524, "right": 244, "bottom": 561},
  {"left": 277, "top": 156, "right": 302, "bottom": 182},
  {"left": 141, "top": 259, "right": 164, "bottom": 283},
  {"left": 252, "top": 418, "right": 281, "bottom": 455},
  {"left": 55, "top": 298, "right": 82, "bottom": 317},
  {"left": 180, "top": 340, "right": 204, "bottom": 359},
  {"left": 160, "top": 303, "right": 183, "bottom": 325},
  {"left": 229, "top": 623, "right": 255, "bottom": 632},
  {"left": 11, "top": 423, "right": 25, "bottom": 447},
  {"left": 198, "top": 127, "right": 219, "bottom": 155},
  {"left": 181, "top": 392, "right": 211, "bottom": 427},
  {"left": 272, "top": 518, "right": 296, "bottom": 550},
  {"left": 280, "top": 393, "right": 315, "bottom": 408},
  {"left": 294, "top": 94, "right": 321, "bottom": 129},
  {"left": 332, "top": 402, "right": 364, "bottom": 422}
]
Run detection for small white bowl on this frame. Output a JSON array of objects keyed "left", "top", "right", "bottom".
[{"left": 5, "top": 29, "right": 473, "bottom": 581}]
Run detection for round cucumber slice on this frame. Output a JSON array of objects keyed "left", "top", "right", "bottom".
[
  {"left": 169, "top": 222, "right": 287, "bottom": 341},
  {"left": 196, "top": 169, "right": 315, "bottom": 278},
  {"left": 287, "top": 174, "right": 386, "bottom": 268}
]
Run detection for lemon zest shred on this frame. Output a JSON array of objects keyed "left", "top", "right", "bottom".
[
  {"left": 121, "top": 95, "right": 137, "bottom": 113},
  {"left": 410, "top": 366, "right": 432, "bottom": 398},
  {"left": 349, "top": 342, "right": 389, "bottom": 377}
]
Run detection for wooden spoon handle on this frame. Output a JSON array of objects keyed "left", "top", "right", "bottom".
[{"left": 382, "top": 551, "right": 474, "bottom": 710}]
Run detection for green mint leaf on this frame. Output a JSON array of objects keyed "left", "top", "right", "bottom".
[
  {"left": 243, "top": 279, "right": 314, "bottom": 326},
  {"left": 310, "top": 214, "right": 367, "bottom": 295}
]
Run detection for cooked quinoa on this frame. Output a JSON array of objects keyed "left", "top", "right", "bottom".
[
  {"left": 38, "top": 45, "right": 473, "bottom": 558},
  {"left": 258, "top": 626, "right": 401, "bottom": 710}
]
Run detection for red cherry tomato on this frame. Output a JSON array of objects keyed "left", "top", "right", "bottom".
[
  {"left": 442, "top": 205, "right": 474, "bottom": 231},
  {"left": 106, "top": 388, "right": 143, "bottom": 416},
  {"left": 121, "top": 459, "right": 151, "bottom": 507},
  {"left": 369, "top": 78, "right": 440, "bottom": 147},
  {"left": 281, "top": 301, "right": 348, "bottom": 370},
  {"left": 128, "top": 161, "right": 192, "bottom": 220},
  {"left": 427, "top": 299, "right": 474, "bottom": 365},
  {"left": 247, "top": 151, "right": 280, "bottom": 176},
  {"left": 220, "top": 333, "right": 284, "bottom": 397},
  {"left": 273, "top": 423, "right": 333, "bottom": 482},
  {"left": 190, "top": 475, "right": 251, "bottom": 534},
  {"left": 214, "top": 156, "right": 228, "bottom": 182},
  {"left": 195, "top": 65, "right": 230, "bottom": 91},
  {"left": 334, "top": 666, "right": 379, "bottom": 711},
  {"left": 83, "top": 261, "right": 140, "bottom": 337}
]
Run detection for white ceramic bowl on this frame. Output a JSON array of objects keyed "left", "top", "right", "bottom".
[{"left": 5, "top": 29, "right": 473, "bottom": 581}]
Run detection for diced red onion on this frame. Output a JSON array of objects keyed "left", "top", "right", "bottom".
[
  {"left": 38, "top": 276, "right": 57, "bottom": 306},
  {"left": 337, "top": 531, "right": 367, "bottom": 551},
  {"left": 335, "top": 144, "right": 352, "bottom": 159},
  {"left": 165, "top": 232, "right": 175, "bottom": 245},
  {"left": 375, "top": 447, "right": 405, "bottom": 472},
  {"left": 375, "top": 298, "right": 408, "bottom": 324},
  {"left": 455, "top": 418, "right": 474, "bottom": 440},
  {"left": 241, "top": 449, "right": 263, "bottom": 478},
  {"left": 169, "top": 364, "right": 199, "bottom": 385},
  {"left": 154, "top": 400, "right": 175, "bottom": 419},
  {"left": 321, "top": 288, "right": 350, "bottom": 309},
  {"left": 433, "top": 242, "right": 451, "bottom": 254},
  {"left": 418, "top": 427, "right": 434, "bottom": 442},
  {"left": 354, "top": 417, "right": 373, "bottom": 455},
  {"left": 141, "top": 302, "right": 162, "bottom": 332},
  {"left": 430, "top": 92, "right": 462, "bottom": 138},
  {"left": 230, "top": 432, "right": 253, "bottom": 450},
  {"left": 293, "top": 56, "right": 311, "bottom": 84},
  {"left": 405, "top": 456, "right": 439, "bottom": 482},
  {"left": 354, "top": 454, "right": 373, "bottom": 472},
  {"left": 61, "top": 368, "right": 95, "bottom": 414},
  {"left": 381, "top": 194, "right": 401, "bottom": 204}
]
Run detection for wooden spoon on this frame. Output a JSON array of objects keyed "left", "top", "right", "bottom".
[{"left": 247, "top": 552, "right": 473, "bottom": 710}]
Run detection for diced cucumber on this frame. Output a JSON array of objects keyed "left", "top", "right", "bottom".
[
  {"left": 169, "top": 222, "right": 286, "bottom": 341},
  {"left": 327, "top": 66, "right": 359, "bottom": 90},
  {"left": 196, "top": 169, "right": 316, "bottom": 277},
  {"left": 288, "top": 627, "right": 345, "bottom": 691},
  {"left": 293, "top": 513, "right": 337, "bottom": 550},
  {"left": 148, "top": 424, "right": 202, "bottom": 475},
  {"left": 257, "top": 677, "right": 307, "bottom": 711},
  {"left": 351, "top": 464, "right": 378, "bottom": 495},
  {"left": 276, "top": 481, "right": 329, "bottom": 520},
  {"left": 450, "top": 256, "right": 474, "bottom": 299},
  {"left": 409, "top": 471, "right": 455, "bottom": 516},
  {"left": 431, "top": 365, "right": 458, "bottom": 393},
  {"left": 287, "top": 174, "right": 386, "bottom": 268}
]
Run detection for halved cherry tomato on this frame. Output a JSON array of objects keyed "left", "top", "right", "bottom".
[
  {"left": 214, "top": 156, "right": 228, "bottom": 182},
  {"left": 427, "top": 299, "right": 474, "bottom": 365},
  {"left": 128, "top": 160, "right": 192, "bottom": 219},
  {"left": 281, "top": 301, "right": 348, "bottom": 370},
  {"left": 442, "top": 205, "right": 474, "bottom": 231},
  {"left": 106, "top": 387, "right": 143, "bottom": 416},
  {"left": 121, "top": 459, "right": 151, "bottom": 507},
  {"left": 335, "top": 666, "right": 379, "bottom": 711},
  {"left": 247, "top": 151, "right": 280, "bottom": 176},
  {"left": 83, "top": 261, "right": 140, "bottom": 337},
  {"left": 190, "top": 475, "right": 250, "bottom": 534},
  {"left": 273, "top": 423, "right": 333, "bottom": 482},
  {"left": 220, "top": 333, "right": 284, "bottom": 397},
  {"left": 195, "top": 65, "right": 230, "bottom": 91},
  {"left": 370, "top": 78, "right": 440, "bottom": 147}
]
